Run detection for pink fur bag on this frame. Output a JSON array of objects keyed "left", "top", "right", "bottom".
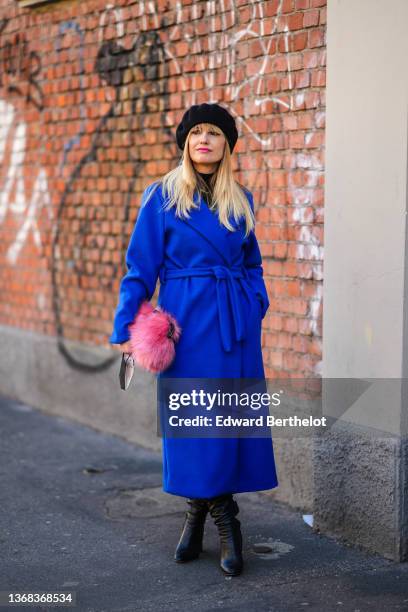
[{"left": 128, "top": 300, "right": 182, "bottom": 374}]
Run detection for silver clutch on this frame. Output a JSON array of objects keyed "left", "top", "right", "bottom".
[{"left": 119, "top": 352, "right": 135, "bottom": 390}]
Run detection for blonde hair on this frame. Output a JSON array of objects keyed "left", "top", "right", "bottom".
[{"left": 145, "top": 122, "right": 255, "bottom": 237}]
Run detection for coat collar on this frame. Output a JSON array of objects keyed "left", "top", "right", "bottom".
[{"left": 181, "top": 191, "right": 239, "bottom": 266}]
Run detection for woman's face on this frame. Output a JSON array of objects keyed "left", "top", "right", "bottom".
[{"left": 188, "top": 123, "right": 226, "bottom": 173}]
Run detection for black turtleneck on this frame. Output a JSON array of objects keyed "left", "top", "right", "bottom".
[{"left": 197, "top": 170, "right": 215, "bottom": 211}]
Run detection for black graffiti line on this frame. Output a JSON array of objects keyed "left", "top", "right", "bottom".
[
  {"left": 51, "top": 29, "right": 172, "bottom": 372},
  {"left": 1, "top": 32, "right": 44, "bottom": 110}
]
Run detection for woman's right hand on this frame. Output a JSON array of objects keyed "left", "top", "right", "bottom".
[{"left": 111, "top": 340, "right": 132, "bottom": 354}]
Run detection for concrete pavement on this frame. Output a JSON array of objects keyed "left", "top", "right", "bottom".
[{"left": 1, "top": 394, "right": 408, "bottom": 612}]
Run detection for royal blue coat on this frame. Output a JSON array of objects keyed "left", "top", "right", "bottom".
[{"left": 110, "top": 182, "right": 279, "bottom": 499}]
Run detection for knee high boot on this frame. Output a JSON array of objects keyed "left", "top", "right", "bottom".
[
  {"left": 174, "top": 498, "right": 209, "bottom": 563},
  {"left": 207, "top": 493, "right": 243, "bottom": 576}
]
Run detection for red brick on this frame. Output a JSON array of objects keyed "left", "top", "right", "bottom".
[{"left": 0, "top": 0, "right": 325, "bottom": 377}]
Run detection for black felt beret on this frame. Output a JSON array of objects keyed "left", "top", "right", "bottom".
[{"left": 176, "top": 103, "right": 238, "bottom": 153}]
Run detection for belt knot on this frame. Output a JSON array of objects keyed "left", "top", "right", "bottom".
[
  {"left": 212, "top": 265, "right": 229, "bottom": 280},
  {"left": 159, "top": 265, "right": 253, "bottom": 352}
]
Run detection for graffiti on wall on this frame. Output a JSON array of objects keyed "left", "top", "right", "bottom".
[
  {"left": 0, "top": 19, "right": 44, "bottom": 110},
  {"left": 55, "top": 20, "right": 87, "bottom": 175},
  {"left": 0, "top": 0, "right": 324, "bottom": 375},
  {"left": 51, "top": 5, "right": 171, "bottom": 370},
  {"left": 0, "top": 99, "right": 53, "bottom": 266}
]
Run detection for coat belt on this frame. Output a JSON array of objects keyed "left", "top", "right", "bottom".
[{"left": 160, "top": 265, "right": 252, "bottom": 352}]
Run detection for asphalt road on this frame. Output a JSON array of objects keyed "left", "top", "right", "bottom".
[{"left": 1, "top": 394, "right": 408, "bottom": 612}]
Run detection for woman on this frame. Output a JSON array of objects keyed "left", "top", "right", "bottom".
[{"left": 110, "top": 103, "right": 279, "bottom": 576}]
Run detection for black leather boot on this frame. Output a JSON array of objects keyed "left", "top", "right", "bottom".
[
  {"left": 207, "top": 493, "right": 243, "bottom": 576},
  {"left": 174, "top": 498, "right": 209, "bottom": 563}
]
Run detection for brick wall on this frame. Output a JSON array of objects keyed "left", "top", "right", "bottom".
[{"left": 0, "top": 0, "right": 325, "bottom": 377}]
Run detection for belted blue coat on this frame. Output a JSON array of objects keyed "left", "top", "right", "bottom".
[{"left": 110, "top": 181, "right": 279, "bottom": 498}]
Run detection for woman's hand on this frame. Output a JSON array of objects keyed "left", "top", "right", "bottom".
[{"left": 111, "top": 340, "right": 132, "bottom": 353}]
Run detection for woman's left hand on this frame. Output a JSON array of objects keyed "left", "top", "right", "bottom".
[{"left": 111, "top": 340, "right": 132, "bottom": 353}]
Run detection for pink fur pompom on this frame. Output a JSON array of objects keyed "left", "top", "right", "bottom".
[{"left": 128, "top": 300, "right": 182, "bottom": 374}]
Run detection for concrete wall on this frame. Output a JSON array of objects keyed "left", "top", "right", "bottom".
[{"left": 318, "top": 0, "right": 408, "bottom": 560}]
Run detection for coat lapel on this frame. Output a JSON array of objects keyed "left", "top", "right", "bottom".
[{"left": 181, "top": 191, "right": 233, "bottom": 266}]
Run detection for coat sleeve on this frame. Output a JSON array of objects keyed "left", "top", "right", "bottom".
[
  {"left": 109, "top": 182, "right": 164, "bottom": 344},
  {"left": 242, "top": 190, "right": 270, "bottom": 320}
]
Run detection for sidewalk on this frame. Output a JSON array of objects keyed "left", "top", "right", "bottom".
[{"left": 1, "top": 394, "right": 407, "bottom": 612}]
